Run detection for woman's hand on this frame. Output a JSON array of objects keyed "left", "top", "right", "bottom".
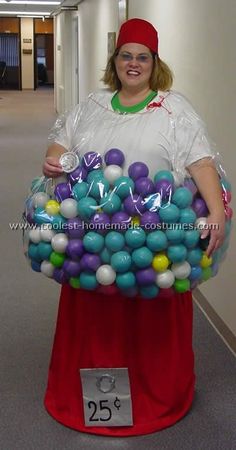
[
  {"left": 201, "top": 210, "right": 226, "bottom": 257},
  {"left": 43, "top": 156, "right": 64, "bottom": 178}
]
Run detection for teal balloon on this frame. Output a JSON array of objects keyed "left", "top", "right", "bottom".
[
  {"left": 184, "top": 230, "right": 200, "bottom": 248},
  {"left": 159, "top": 203, "right": 180, "bottom": 223},
  {"left": 31, "top": 176, "right": 46, "bottom": 193},
  {"left": 37, "top": 242, "right": 53, "bottom": 260},
  {"left": 83, "top": 231, "right": 104, "bottom": 253},
  {"left": 114, "top": 176, "right": 135, "bottom": 199},
  {"left": 72, "top": 182, "right": 89, "bottom": 200},
  {"left": 116, "top": 272, "right": 136, "bottom": 289},
  {"left": 34, "top": 207, "right": 52, "bottom": 225},
  {"left": 28, "top": 243, "right": 41, "bottom": 262},
  {"left": 79, "top": 272, "right": 98, "bottom": 290},
  {"left": 187, "top": 248, "right": 203, "bottom": 265},
  {"left": 111, "top": 251, "right": 132, "bottom": 273},
  {"left": 179, "top": 208, "right": 197, "bottom": 225},
  {"left": 87, "top": 169, "right": 104, "bottom": 183},
  {"left": 165, "top": 228, "right": 185, "bottom": 244},
  {"left": 100, "top": 192, "right": 121, "bottom": 214},
  {"left": 105, "top": 231, "right": 125, "bottom": 252},
  {"left": 140, "top": 285, "right": 159, "bottom": 299},
  {"left": 167, "top": 244, "right": 187, "bottom": 263},
  {"left": 154, "top": 170, "right": 174, "bottom": 184},
  {"left": 125, "top": 228, "right": 146, "bottom": 249},
  {"left": 77, "top": 197, "right": 97, "bottom": 219},
  {"left": 172, "top": 187, "right": 193, "bottom": 208},
  {"left": 132, "top": 247, "right": 153, "bottom": 268},
  {"left": 88, "top": 177, "right": 110, "bottom": 199},
  {"left": 146, "top": 230, "right": 168, "bottom": 251},
  {"left": 100, "top": 247, "right": 112, "bottom": 263},
  {"left": 51, "top": 214, "right": 66, "bottom": 232}
]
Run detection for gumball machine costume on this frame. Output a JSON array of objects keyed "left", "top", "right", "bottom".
[{"left": 23, "top": 18, "right": 232, "bottom": 436}]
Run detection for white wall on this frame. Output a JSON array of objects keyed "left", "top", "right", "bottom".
[
  {"left": 21, "top": 18, "right": 34, "bottom": 89},
  {"left": 129, "top": 0, "right": 236, "bottom": 335},
  {"left": 77, "top": 0, "right": 119, "bottom": 101},
  {"left": 54, "top": 11, "right": 80, "bottom": 113}
]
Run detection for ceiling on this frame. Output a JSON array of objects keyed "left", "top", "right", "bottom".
[{"left": 0, "top": 0, "right": 80, "bottom": 18}]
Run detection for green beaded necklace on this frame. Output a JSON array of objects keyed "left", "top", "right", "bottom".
[{"left": 111, "top": 90, "right": 157, "bottom": 113}]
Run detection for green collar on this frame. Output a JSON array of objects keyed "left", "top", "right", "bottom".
[{"left": 111, "top": 90, "right": 157, "bottom": 113}]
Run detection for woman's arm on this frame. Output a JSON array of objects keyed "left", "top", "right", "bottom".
[
  {"left": 187, "top": 158, "right": 225, "bottom": 257},
  {"left": 43, "top": 143, "right": 66, "bottom": 178}
]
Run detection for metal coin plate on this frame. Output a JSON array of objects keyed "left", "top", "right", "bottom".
[{"left": 59, "top": 152, "right": 79, "bottom": 173}]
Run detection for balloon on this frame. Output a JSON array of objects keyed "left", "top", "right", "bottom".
[
  {"left": 156, "top": 270, "right": 175, "bottom": 288},
  {"left": 60, "top": 199, "right": 78, "bottom": 219},
  {"left": 96, "top": 265, "right": 116, "bottom": 285},
  {"left": 111, "top": 251, "right": 132, "bottom": 273},
  {"left": 103, "top": 165, "right": 123, "bottom": 184},
  {"left": 128, "top": 161, "right": 149, "bottom": 180},
  {"left": 104, "top": 148, "right": 125, "bottom": 166}
]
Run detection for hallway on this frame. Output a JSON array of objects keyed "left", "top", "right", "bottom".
[{"left": 0, "top": 89, "right": 235, "bottom": 450}]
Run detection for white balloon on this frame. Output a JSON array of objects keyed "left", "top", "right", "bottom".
[
  {"left": 171, "top": 261, "right": 191, "bottom": 279},
  {"left": 29, "top": 228, "right": 41, "bottom": 244},
  {"left": 41, "top": 260, "right": 55, "bottom": 278},
  {"left": 96, "top": 264, "right": 116, "bottom": 285},
  {"left": 51, "top": 233, "right": 68, "bottom": 253},
  {"left": 40, "top": 225, "right": 56, "bottom": 242},
  {"left": 156, "top": 270, "right": 175, "bottom": 288},
  {"left": 33, "top": 192, "right": 49, "bottom": 208},
  {"left": 104, "top": 165, "right": 123, "bottom": 185},
  {"left": 60, "top": 198, "right": 78, "bottom": 219},
  {"left": 195, "top": 217, "right": 207, "bottom": 235}
]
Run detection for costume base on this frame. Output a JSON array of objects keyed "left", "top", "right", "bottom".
[{"left": 44, "top": 285, "right": 195, "bottom": 436}]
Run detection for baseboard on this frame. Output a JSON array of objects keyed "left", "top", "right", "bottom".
[{"left": 193, "top": 288, "right": 236, "bottom": 357}]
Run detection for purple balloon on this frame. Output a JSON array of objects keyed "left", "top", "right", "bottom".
[
  {"left": 66, "top": 239, "right": 84, "bottom": 260},
  {"left": 65, "top": 218, "right": 85, "bottom": 239},
  {"left": 63, "top": 260, "right": 81, "bottom": 277},
  {"left": 140, "top": 211, "right": 161, "bottom": 230},
  {"left": 184, "top": 178, "right": 198, "bottom": 196},
  {"left": 80, "top": 253, "right": 101, "bottom": 271},
  {"left": 26, "top": 211, "right": 35, "bottom": 225},
  {"left": 155, "top": 179, "right": 173, "bottom": 202},
  {"left": 54, "top": 183, "right": 72, "bottom": 202},
  {"left": 81, "top": 152, "right": 102, "bottom": 171},
  {"left": 90, "top": 212, "right": 110, "bottom": 235},
  {"left": 136, "top": 268, "right": 156, "bottom": 286},
  {"left": 123, "top": 194, "right": 146, "bottom": 215},
  {"left": 104, "top": 148, "right": 125, "bottom": 166},
  {"left": 68, "top": 166, "right": 87, "bottom": 185},
  {"left": 111, "top": 211, "right": 131, "bottom": 231},
  {"left": 135, "top": 177, "right": 155, "bottom": 196},
  {"left": 128, "top": 162, "right": 149, "bottom": 181},
  {"left": 192, "top": 197, "right": 209, "bottom": 217},
  {"left": 53, "top": 268, "right": 68, "bottom": 284}
]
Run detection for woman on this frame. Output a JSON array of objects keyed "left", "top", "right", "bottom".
[{"left": 43, "top": 18, "right": 225, "bottom": 436}]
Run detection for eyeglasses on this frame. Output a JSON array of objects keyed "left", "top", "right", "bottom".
[{"left": 117, "top": 52, "right": 153, "bottom": 63}]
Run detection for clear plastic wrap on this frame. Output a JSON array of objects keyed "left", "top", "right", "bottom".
[{"left": 23, "top": 90, "right": 233, "bottom": 298}]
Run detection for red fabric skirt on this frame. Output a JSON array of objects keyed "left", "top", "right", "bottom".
[{"left": 44, "top": 285, "right": 195, "bottom": 436}]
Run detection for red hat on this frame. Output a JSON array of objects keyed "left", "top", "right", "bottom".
[{"left": 116, "top": 18, "right": 158, "bottom": 54}]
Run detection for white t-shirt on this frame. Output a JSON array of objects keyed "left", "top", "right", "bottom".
[{"left": 50, "top": 90, "right": 213, "bottom": 181}]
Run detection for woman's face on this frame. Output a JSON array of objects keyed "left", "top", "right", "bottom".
[{"left": 115, "top": 43, "right": 154, "bottom": 92}]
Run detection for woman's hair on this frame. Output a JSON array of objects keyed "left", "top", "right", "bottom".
[{"left": 101, "top": 49, "right": 173, "bottom": 92}]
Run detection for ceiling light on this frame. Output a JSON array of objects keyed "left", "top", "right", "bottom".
[
  {"left": 0, "top": 1, "right": 61, "bottom": 4},
  {"left": 0, "top": 10, "right": 50, "bottom": 14}
]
